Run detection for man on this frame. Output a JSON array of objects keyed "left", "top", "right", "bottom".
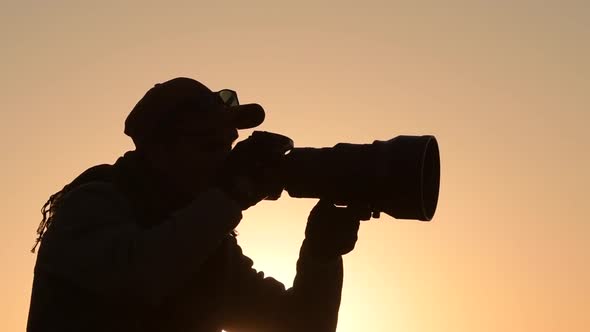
[{"left": 27, "top": 77, "right": 370, "bottom": 332}]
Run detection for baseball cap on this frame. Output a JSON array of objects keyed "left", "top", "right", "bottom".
[{"left": 124, "top": 77, "right": 265, "bottom": 147}]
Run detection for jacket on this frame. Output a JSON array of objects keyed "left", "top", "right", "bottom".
[{"left": 27, "top": 151, "right": 344, "bottom": 332}]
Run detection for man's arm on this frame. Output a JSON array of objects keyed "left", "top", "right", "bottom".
[
  {"left": 221, "top": 237, "right": 344, "bottom": 332},
  {"left": 34, "top": 182, "right": 242, "bottom": 306},
  {"left": 221, "top": 200, "right": 369, "bottom": 332}
]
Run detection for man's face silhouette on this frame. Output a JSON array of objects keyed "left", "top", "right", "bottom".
[{"left": 145, "top": 107, "right": 240, "bottom": 200}]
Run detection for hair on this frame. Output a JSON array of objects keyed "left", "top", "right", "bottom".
[{"left": 31, "top": 187, "right": 68, "bottom": 253}]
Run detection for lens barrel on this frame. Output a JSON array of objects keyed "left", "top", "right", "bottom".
[{"left": 282, "top": 136, "right": 440, "bottom": 221}]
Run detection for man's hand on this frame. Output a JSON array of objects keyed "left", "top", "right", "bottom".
[
  {"left": 304, "top": 200, "right": 372, "bottom": 262},
  {"left": 219, "top": 131, "right": 293, "bottom": 210},
  {"left": 220, "top": 175, "right": 269, "bottom": 211}
]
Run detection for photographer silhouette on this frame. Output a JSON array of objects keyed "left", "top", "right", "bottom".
[{"left": 27, "top": 77, "right": 370, "bottom": 332}]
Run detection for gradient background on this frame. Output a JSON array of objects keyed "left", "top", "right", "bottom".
[{"left": 1, "top": 1, "right": 588, "bottom": 331}]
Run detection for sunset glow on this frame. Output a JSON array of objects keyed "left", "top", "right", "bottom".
[{"left": 2, "top": 1, "right": 588, "bottom": 331}]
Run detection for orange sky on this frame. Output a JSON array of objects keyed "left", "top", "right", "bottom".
[{"left": 1, "top": 1, "right": 589, "bottom": 331}]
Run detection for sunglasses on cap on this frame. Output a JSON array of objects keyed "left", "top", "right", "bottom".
[{"left": 216, "top": 89, "right": 239, "bottom": 107}]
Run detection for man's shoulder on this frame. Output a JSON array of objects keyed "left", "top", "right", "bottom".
[
  {"left": 54, "top": 181, "right": 134, "bottom": 223},
  {"left": 61, "top": 181, "right": 128, "bottom": 206}
]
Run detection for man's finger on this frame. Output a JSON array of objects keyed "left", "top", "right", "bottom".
[{"left": 346, "top": 203, "right": 372, "bottom": 221}]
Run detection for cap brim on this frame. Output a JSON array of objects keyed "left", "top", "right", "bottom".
[{"left": 230, "top": 103, "right": 265, "bottom": 129}]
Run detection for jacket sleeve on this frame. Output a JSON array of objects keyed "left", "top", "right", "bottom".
[
  {"left": 34, "top": 182, "right": 243, "bottom": 306},
  {"left": 221, "top": 237, "right": 344, "bottom": 332}
]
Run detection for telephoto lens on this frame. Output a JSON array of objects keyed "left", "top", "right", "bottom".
[{"left": 282, "top": 135, "right": 440, "bottom": 221}]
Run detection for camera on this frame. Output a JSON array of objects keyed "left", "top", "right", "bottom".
[{"left": 239, "top": 131, "right": 440, "bottom": 221}]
